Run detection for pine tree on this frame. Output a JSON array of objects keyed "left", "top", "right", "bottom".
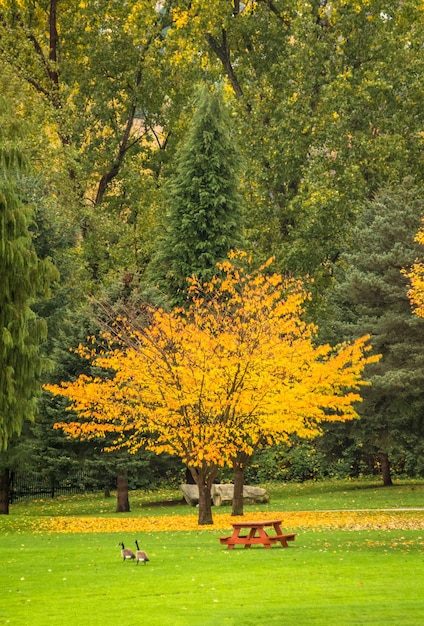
[
  {"left": 0, "top": 99, "right": 58, "bottom": 452},
  {"left": 149, "top": 83, "right": 243, "bottom": 306},
  {"left": 325, "top": 179, "right": 424, "bottom": 484}
]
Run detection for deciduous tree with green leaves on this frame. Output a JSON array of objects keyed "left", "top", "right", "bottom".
[
  {"left": 166, "top": 0, "right": 424, "bottom": 285},
  {"left": 0, "top": 0, "right": 196, "bottom": 286}
]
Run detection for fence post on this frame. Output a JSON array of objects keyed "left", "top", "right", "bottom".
[
  {"left": 0, "top": 468, "right": 11, "bottom": 513},
  {"left": 9, "top": 471, "right": 15, "bottom": 505}
]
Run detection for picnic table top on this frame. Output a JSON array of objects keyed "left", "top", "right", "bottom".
[{"left": 230, "top": 519, "right": 282, "bottom": 528}]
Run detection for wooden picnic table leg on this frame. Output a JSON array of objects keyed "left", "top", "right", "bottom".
[
  {"left": 273, "top": 522, "right": 289, "bottom": 547},
  {"left": 242, "top": 527, "right": 256, "bottom": 549},
  {"left": 227, "top": 528, "right": 240, "bottom": 549},
  {"left": 257, "top": 527, "right": 272, "bottom": 549}
]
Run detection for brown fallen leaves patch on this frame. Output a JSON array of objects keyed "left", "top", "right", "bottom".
[{"left": 20, "top": 510, "right": 424, "bottom": 534}]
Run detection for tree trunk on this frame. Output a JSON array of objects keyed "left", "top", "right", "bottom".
[
  {"left": 197, "top": 479, "right": 213, "bottom": 525},
  {"left": 379, "top": 452, "right": 393, "bottom": 487},
  {"left": 191, "top": 465, "right": 218, "bottom": 525},
  {"left": 0, "top": 467, "right": 10, "bottom": 515},
  {"left": 94, "top": 92, "right": 139, "bottom": 206},
  {"left": 232, "top": 461, "right": 245, "bottom": 516},
  {"left": 116, "top": 468, "right": 130, "bottom": 512},
  {"left": 205, "top": 30, "right": 244, "bottom": 99},
  {"left": 185, "top": 466, "right": 196, "bottom": 484},
  {"left": 231, "top": 452, "right": 251, "bottom": 516}
]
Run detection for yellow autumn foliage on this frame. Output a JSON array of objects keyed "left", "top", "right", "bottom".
[
  {"left": 405, "top": 223, "right": 424, "bottom": 318},
  {"left": 45, "top": 254, "right": 379, "bottom": 474},
  {"left": 12, "top": 510, "right": 424, "bottom": 535}
]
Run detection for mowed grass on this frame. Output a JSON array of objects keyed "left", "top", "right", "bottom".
[
  {"left": 1, "top": 479, "right": 423, "bottom": 625},
  {"left": 5, "top": 477, "right": 424, "bottom": 518},
  {"left": 1, "top": 529, "right": 423, "bottom": 626}
]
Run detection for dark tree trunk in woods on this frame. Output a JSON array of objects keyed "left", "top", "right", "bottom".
[
  {"left": 116, "top": 468, "right": 130, "bottom": 512},
  {"left": 104, "top": 475, "right": 114, "bottom": 498},
  {"left": 379, "top": 452, "right": 393, "bottom": 487},
  {"left": 0, "top": 468, "right": 10, "bottom": 515},
  {"left": 205, "top": 30, "right": 244, "bottom": 99}
]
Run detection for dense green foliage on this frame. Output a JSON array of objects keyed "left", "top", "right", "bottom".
[
  {"left": 0, "top": 99, "right": 58, "bottom": 450},
  {"left": 1, "top": 1, "right": 424, "bottom": 491},
  {"left": 323, "top": 180, "right": 424, "bottom": 483},
  {"left": 149, "top": 84, "right": 243, "bottom": 305},
  {"left": 167, "top": 0, "right": 424, "bottom": 282}
]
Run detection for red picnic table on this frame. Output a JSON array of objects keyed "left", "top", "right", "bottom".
[{"left": 219, "top": 519, "right": 297, "bottom": 550}]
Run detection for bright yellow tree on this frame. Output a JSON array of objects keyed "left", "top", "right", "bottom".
[
  {"left": 405, "top": 223, "right": 424, "bottom": 318},
  {"left": 45, "top": 253, "right": 379, "bottom": 524}
]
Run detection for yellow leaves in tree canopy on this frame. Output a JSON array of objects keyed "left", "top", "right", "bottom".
[
  {"left": 405, "top": 222, "right": 424, "bottom": 319},
  {"left": 45, "top": 253, "right": 379, "bottom": 471}
]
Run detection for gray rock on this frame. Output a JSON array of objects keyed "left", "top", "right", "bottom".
[
  {"left": 180, "top": 483, "right": 202, "bottom": 506},
  {"left": 212, "top": 484, "right": 270, "bottom": 507},
  {"left": 179, "top": 483, "right": 270, "bottom": 507}
]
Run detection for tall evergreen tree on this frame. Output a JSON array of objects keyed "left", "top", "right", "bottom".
[
  {"left": 324, "top": 179, "right": 424, "bottom": 485},
  {"left": 0, "top": 99, "right": 58, "bottom": 513},
  {"left": 149, "top": 83, "right": 243, "bottom": 306},
  {"left": 0, "top": 99, "right": 58, "bottom": 452}
]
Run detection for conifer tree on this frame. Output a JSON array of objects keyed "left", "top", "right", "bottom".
[
  {"left": 150, "top": 83, "right": 243, "bottom": 306},
  {"left": 0, "top": 100, "right": 58, "bottom": 452},
  {"left": 325, "top": 179, "right": 424, "bottom": 485}
]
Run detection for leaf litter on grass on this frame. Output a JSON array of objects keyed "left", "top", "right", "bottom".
[{"left": 4, "top": 509, "right": 424, "bottom": 535}]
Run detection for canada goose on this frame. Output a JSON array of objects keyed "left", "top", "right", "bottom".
[
  {"left": 135, "top": 540, "right": 149, "bottom": 565},
  {"left": 119, "top": 541, "right": 135, "bottom": 561}
]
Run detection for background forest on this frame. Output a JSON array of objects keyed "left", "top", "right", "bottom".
[{"left": 1, "top": 0, "right": 423, "bottom": 512}]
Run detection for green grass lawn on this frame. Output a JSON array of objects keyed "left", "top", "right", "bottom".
[
  {"left": 262, "top": 477, "right": 424, "bottom": 511},
  {"left": 1, "top": 529, "right": 423, "bottom": 626},
  {"left": 5, "top": 477, "right": 424, "bottom": 518},
  {"left": 1, "top": 479, "right": 423, "bottom": 625}
]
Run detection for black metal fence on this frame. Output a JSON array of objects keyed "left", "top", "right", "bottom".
[{"left": 9, "top": 471, "right": 91, "bottom": 503}]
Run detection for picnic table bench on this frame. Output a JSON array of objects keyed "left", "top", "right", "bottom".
[{"left": 220, "top": 519, "right": 297, "bottom": 550}]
